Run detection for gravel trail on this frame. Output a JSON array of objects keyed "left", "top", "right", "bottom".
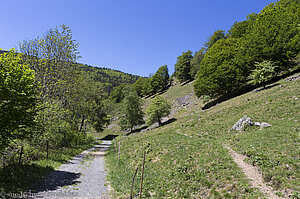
[
  {"left": 225, "top": 146, "right": 280, "bottom": 199},
  {"left": 28, "top": 140, "right": 111, "bottom": 199}
]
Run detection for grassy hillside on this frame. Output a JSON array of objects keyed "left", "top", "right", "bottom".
[{"left": 106, "top": 73, "right": 299, "bottom": 198}]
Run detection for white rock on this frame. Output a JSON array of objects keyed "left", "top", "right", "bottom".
[
  {"left": 231, "top": 115, "right": 253, "bottom": 131},
  {"left": 260, "top": 122, "right": 271, "bottom": 128}
]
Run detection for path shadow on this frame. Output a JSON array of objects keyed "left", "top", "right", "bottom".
[
  {"left": 126, "top": 118, "right": 177, "bottom": 136},
  {"left": 161, "top": 118, "right": 177, "bottom": 126},
  {"left": 93, "top": 144, "right": 111, "bottom": 152},
  {"left": 180, "top": 79, "right": 193, "bottom": 87},
  {"left": 99, "top": 134, "right": 118, "bottom": 140},
  {"left": 29, "top": 170, "right": 81, "bottom": 193},
  {"left": 0, "top": 164, "right": 54, "bottom": 194},
  {"left": 202, "top": 83, "right": 281, "bottom": 110},
  {"left": 252, "top": 83, "right": 280, "bottom": 93},
  {"left": 125, "top": 125, "right": 148, "bottom": 136}
]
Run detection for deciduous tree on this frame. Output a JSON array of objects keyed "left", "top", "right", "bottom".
[
  {"left": 0, "top": 49, "right": 38, "bottom": 150},
  {"left": 146, "top": 96, "right": 171, "bottom": 126},
  {"left": 174, "top": 50, "right": 193, "bottom": 82},
  {"left": 190, "top": 48, "right": 205, "bottom": 78},
  {"left": 238, "top": 0, "right": 300, "bottom": 70},
  {"left": 205, "top": 30, "right": 226, "bottom": 50},
  {"left": 150, "top": 65, "right": 169, "bottom": 93},
  {"left": 193, "top": 38, "right": 243, "bottom": 98},
  {"left": 119, "top": 92, "right": 144, "bottom": 133}
]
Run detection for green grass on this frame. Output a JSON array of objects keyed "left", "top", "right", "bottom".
[
  {"left": 0, "top": 138, "right": 102, "bottom": 194},
  {"left": 106, "top": 73, "right": 300, "bottom": 198}
]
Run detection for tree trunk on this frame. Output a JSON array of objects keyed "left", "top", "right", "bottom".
[
  {"left": 46, "top": 140, "right": 49, "bottom": 159},
  {"left": 18, "top": 146, "right": 24, "bottom": 165},
  {"left": 158, "top": 117, "right": 162, "bottom": 126},
  {"left": 79, "top": 115, "right": 85, "bottom": 132}
]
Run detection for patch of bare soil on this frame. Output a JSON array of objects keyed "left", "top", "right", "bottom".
[{"left": 225, "top": 146, "right": 281, "bottom": 199}]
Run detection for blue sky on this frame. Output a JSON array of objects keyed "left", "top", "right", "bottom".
[{"left": 0, "top": 0, "right": 274, "bottom": 77}]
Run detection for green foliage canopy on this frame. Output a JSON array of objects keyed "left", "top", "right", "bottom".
[
  {"left": 205, "top": 30, "right": 226, "bottom": 49},
  {"left": 248, "top": 61, "right": 277, "bottom": 88},
  {"left": 227, "top": 13, "right": 257, "bottom": 39},
  {"left": 238, "top": 0, "right": 300, "bottom": 70},
  {"left": 110, "top": 83, "right": 131, "bottom": 103},
  {"left": 119, "top": 91, "right": 144, "bottom": 132},
  {"left": 0, "top": 49, "right": 38, "bottom": 150},
  {"left": 193, "top": 38, "right": 243, "bottom": 98},
  {"left": 174, "top": 50, "right": 193, "bottom": 82},
  {"left": 146, "top": 96, "right": 171, "bottom": 126},
  {"left": 150, "top": 65, "right": 169, "bottom": 93},
  {"left": 190, "top": 48, "right": 205, "bottom": 78}
]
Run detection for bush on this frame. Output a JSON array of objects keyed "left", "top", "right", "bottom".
[{"left": 248, "top": 61, "right": 278, "bottom": 88}]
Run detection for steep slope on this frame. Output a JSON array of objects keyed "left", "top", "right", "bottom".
[{"left": 106, "top": 73, "right": 299, "bottom": 198}]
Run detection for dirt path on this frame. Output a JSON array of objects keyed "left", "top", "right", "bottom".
[
  {"left": 28, "top": 140, "right": 111, "bottom": 199},
  {"left": 225, "top": 146, "right": 281, "bottom": 199}
]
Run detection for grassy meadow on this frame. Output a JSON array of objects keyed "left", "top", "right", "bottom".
[{"left": 105, "top": 73, "right": 299, "bottom": 198}]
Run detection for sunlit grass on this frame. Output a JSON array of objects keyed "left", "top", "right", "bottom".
[{"left": 106, "top": 73, "right": 299, "bottom": 198}]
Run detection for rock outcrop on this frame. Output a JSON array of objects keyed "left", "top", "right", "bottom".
[
  {"left": 232, "top": 115, "right": 271, "bottom": 131},
  {"left": 231, "top": 115, "right": 253, "bottom": 131}
]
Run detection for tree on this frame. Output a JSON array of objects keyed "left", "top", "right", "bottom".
[
  {"left": 0, "top": 49, "right": 38, "bottom": 150},
  {"left": 248, "top": 61, "right": 277, "bottom": 88},
  {"left": 64, "top": 73, "right": 110, "bottom": 133},
  {"left": 18, "top": 25, "right": 82, "bottom": 145},
  {"left": 146, "top": 96, "right": 171, "bottom": 127},
  {"left": 119, "top": 92, "right": 144, "bottom": 133},
  {"left": 142, "top": 78, "right": 153, "bottom": 96},
  {"left": 238, "top": 0, "right": 300, "bottom": 71},
  {"left": 150, "top": 65, "right": 169, "bottom": 93},
  {"left": 193, "top": 38, "right": 243, "bottom": 98},
  {"left": 190, "top": 48, "right": 205, "bottom": 78},
  {"left": 19, "top": 25, "right": 81, "bottom": 102},
  {"left": 227, "top": 13, "right": 257, "bottom": 39},
  {"left": 133, "top": 78, "right": 147, "bottom": 97},
  {"left": 18, "top": 25, "right": 110, "bottom": 147},
  {"left": 174, "top": 50, "right": 193, "bottom": 82},
  {"left": 110, "top": 83, "right": 130, "bottom": 103},
  {"left": 157, "top": 65, "right": 169, "bottom": 89},
  {"left": 205, "top": 30, "right": 226, "bottom": 49}
]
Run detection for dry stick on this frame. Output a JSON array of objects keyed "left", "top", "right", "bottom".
[
  {"left": 130, "top": 165, "right": 139, "bottom": 199},
  {"left": 118, "top": 142, "right": 121, "bottom": 160},
  {"left": 140, "top": 151, "right": 146, "bottom": 198},
  {"left": 46, "top": 140, "right": 49, "bottom": 159},
  {"left": 18, "top": 146, "right": 24, "bottom": 165}
]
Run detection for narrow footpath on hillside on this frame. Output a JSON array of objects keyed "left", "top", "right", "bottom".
[
  {"left": 225, "top": 146, "right": 281, "bottom": 199},
  {"left": 28, "top": 140, "right": 111, "bottom": 199}
]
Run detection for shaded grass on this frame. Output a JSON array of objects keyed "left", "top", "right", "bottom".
[{"left": 106, "top": 73, "right": 299, "bottom": 198}]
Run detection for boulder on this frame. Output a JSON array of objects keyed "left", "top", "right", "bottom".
[
  {"left": 231, "top": 115, "right": 253, "bottom": 131},
  {"left": 259, "top": 122, "right": 271, "bottom": 128},
  {"left": 254, "top": 121, "right": 271, "bottom": 128}
]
